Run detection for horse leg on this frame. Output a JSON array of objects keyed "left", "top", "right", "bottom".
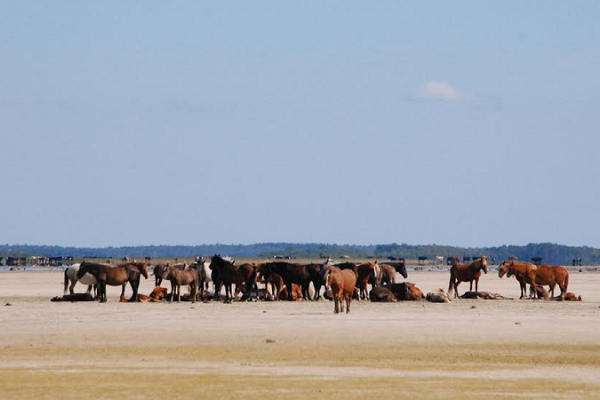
[
  {"left": 69, "top": 279, "right": 77, "bottom": 295},
  {"left": 120, "top": 284, "right": 126, "bottom": 298},
  {"left": 177, "top": 284, "right": 181, "bottom": 303},
  {"left": 454, "top": 281, "right": 460, "bottom": 298},
  {"left": 129, "top": 278, "right": 140, "bottom": 302},
  {"left": 100, "top": 282, "right": 107, "bottom": 303},
  {"left": 313, "top": 281, "right": 321, "bottom": 300},
  {"left": 346, "top": 293, "right": 351, "bottom": 314},
  {"left": 475, "top": 277, "right": 479, "bottom": 293},
  {"left": 86, "top": 285, "right": 92, "bottom": 294},
  {"left": 470, "top": 280, "right": 473, "bottom": 292}
]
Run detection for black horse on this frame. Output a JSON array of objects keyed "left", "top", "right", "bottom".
[{"left": 260, "top": 262, "right": 313, "bottom": 301}]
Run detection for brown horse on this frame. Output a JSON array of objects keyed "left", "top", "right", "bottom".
[
  {"left": 257, "top": 264, "right": 285, "bottom": 301},
  {"left": 162, "top": 265, "right": 200, "bottom": 303},
  {"left": 355, "top": 262, "right": 377, "bottom": 300},
  {"left": 326, "top": 267, "right": 357, "bottom": 314},
  {"left": 448, "top": 256, "right": 488, "bottom": 298},
  {"left": 499, "top": 261, "right": 569, "bottom": 299},
  {"left": 377, "top": 264, "right": 397, "bottom": 286},
  {"left": 77, "top": 261, "right": 149, "bottom": 303},
  {"left": 153, "top": 263, "right": 167, "bottom": 287},
  {"left": 209, "top": 255, "right": 257, "bottom": 302}
]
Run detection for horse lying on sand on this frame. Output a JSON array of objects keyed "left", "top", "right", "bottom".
[
  {"left": 51, "top": 293, "right": 95, "bottom": 302},
  {"left": 459, "top": 291, "right": 513, "bottom": 300},
  {"left": 426, "top": 288, "right": 451, "bottom": 303},
  {"left": 369, "top": 286, "right": 396, "bottom": 302},
  {"left": 389, "top": 282, "right": 424, "bottom": 301}
]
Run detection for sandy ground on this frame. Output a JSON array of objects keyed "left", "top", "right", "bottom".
[{"left": 1, "top": 270, "right": 599, "bottom": 399}]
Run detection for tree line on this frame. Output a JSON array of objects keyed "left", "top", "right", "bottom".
[{"left": 1, "top": 242, "right": 599, "bottom": 265}]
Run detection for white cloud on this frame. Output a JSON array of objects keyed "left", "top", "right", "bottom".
[{"left": 415, "top": 81, "right": 471, "bottom": 102}]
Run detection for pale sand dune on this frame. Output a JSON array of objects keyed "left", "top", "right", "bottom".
[{"left": 1, "top": 270, "right": 599, "bottom": 399}]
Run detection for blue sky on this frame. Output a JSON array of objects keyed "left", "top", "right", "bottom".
[{"left": 2, "top": 1, "right": 600, "bottom": 247}]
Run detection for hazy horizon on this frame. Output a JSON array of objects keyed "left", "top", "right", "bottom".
[{"left": 3, "top": 2, "right": 599, "bottom": 248}]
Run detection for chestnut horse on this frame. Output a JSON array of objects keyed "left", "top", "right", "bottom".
[
  {"left": 77, "top": 261, "right": 149, "bottom": 303},
  {"left": 498, "top": 261, "right": 569, "bottom": 299},
  {"left": 448, "top": 256, "right": 488, "bottom": 298},
  {"left": 162, "top": 265, "right": 200, "bottom": 303},
  {"left": 209, "top": 255, "right": 257, "bottom": 302},
  {"left": 326, "top": 267, "right": 357, "bottom": 314},
  {"left": 356, "top": 262, "right": 377, "bottom": 300}
]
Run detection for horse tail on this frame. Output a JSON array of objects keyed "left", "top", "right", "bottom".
[
  {"left": 448, "top": 272, "right": 455, "bottom": 295},
  {"left": 563, "top": 271, "right": 569, "bottom": 293},
  {"left": 63, "top": 268, "right": 69, "bottom": 295}
]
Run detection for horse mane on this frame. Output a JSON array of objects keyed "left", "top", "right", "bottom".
[{"left": 469, "top": 258, "right": 485, "bottom": 269}]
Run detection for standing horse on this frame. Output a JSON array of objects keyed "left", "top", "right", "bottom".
[
  {"left": 448, "top": 256, "right": 488, "bottom": 298},
  {"left": 355, "top": 262, "right": 377, "bottom": 300},
  {"left": 326, "top": 267, "right": 357, "bottom": 314},
  {"left": 77, "top": 261, "right": 149, "bottom": 302},
  {"left": 498, "top": 261, "right": 569, "bottom": 299},
  {"left": 63, "top": 263, "right": 97, "bottom": 297},
  {"left": 209, "top": 255, "right": 257, "bottom": 302},
  {"left": 162, "top": 265, "right": 200, "bottom": 303},
  {"left": 153, "top": 263, "right": 167, "bottom": 287},
  {"left": 258, "top": 263, "right": 284, "bottom": 300},
  {"left": 260, "top": 262, "right": 313, "bottom": 301}
]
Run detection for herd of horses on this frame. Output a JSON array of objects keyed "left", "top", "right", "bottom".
[{"left": 61, "top": 255, "right": 577, "bottom": 313}]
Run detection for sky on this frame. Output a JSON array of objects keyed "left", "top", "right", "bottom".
[{"left": 1, "top": 1, "right": 600, "bottom": 248}]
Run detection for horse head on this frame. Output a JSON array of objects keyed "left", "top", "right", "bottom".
[
  {"left": 395, "top": 261, "right": 408, "bottom": 279},
  {"left": 259, "top": 263, "right": 275, "bottom": 279},
  {"left": 162, "top": 265, "right": 174, "bottom": 280},
  {"left": 498, "top": 260, "right": 512, "bottom": 278},
  {"left": 77, "top": 262, "right": 90, "bottom": 279},
  {"left": 139, "top": 263, "right": 149, "bottom": 279},
  {"left": 480, "top": 256, "right": 489, "bottom": 274}
]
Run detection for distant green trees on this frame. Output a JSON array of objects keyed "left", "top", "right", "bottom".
[{"left": 1, "top": 242, "right": 599, "bottom": 265}]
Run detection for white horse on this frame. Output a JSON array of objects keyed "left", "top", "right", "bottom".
[
  {"left": 195, "top": 256, "right": 214, "bottom": 290},
  {"left": 63, "top": 263, "right": 97, "bottom": 296}
]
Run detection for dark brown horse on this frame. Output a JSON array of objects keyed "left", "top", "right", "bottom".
[
  {"left": 162, "top": 265, "right": 200, "bottom": 303},
  {"left": 355, "top": 262, "right": 377, "bottom": 300},
  {"left": 153, "top": 263, "right": 166, "bottom": 287},
  {"left": 77, "top": 261, "right": 149, "bottom": 302},
  {"left": 260, "top": 262, "right": 313, "bottom": 301},
  {"left": 209, "top": 255, "right": 257, "bottom": 302},
  {"left": 257, "top": 263, "right": 284, "bottom": 300},
  {"left": 448, "top": 256, "right": 488, "bottom": 298}
]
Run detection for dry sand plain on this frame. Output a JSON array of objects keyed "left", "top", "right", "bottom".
[{"left": 1, "top": 269, "right": 600, "bottom": 400}]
